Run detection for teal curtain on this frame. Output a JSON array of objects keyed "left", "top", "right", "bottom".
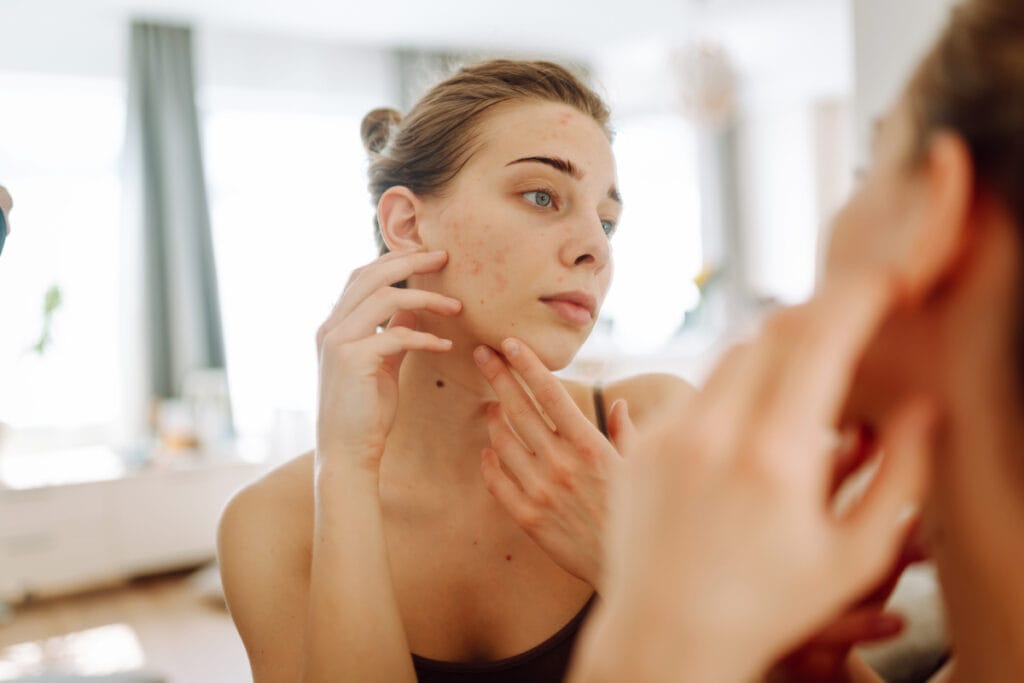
[{"left": 124, "top": 22, "right": 225, "bottom": 406}]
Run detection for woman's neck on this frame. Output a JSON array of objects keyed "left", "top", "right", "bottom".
[
  {"left": 928, "top": 374, "right": 1024, "bottom": 681},
  {"left": 924, "top": 209, "right": 1024, "bottom": 681},
  {"left": 381, "top": 345, "right": 501, "bottom": 488}
]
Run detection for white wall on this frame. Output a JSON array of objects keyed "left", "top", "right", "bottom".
[
  {"left": 851, "top": 0, "right": 956, "bottom": 164},
  {"left": 197, "top": 28, "right": 396, "bottom": 110},
  {"left": 0, "top": 7, "right": 124, "bottom": 79}
]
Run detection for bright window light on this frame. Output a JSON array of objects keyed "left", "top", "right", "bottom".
[
  {"left": 0, "top": 623, "right": 145, "bottom": 680},
  {"left": 203, "top": 97, "right": 378, "bottom": 444},
  {"left": 591, "top": 113, "right": 702, "bottom": 354},
  {"left": 0, "top": 74, "right": 124, "bottom": 440}
]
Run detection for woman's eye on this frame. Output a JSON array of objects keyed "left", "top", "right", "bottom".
[
  {"left": 523, "top": 190, "right": 553, "bottom": 208},
  {"left": 601, "top": 220, "right": 616, "bottom": 237}
]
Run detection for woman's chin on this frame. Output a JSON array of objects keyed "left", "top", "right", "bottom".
[
  {"left": 460, "top": 317, "right": 589, "bottom": 370},
  {"left": 514, "top": 333, "right": 585, "bottom": 371}
]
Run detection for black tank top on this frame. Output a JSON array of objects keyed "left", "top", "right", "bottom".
[
  {"left": 412, "top": 595, "right": 596, "bottom": 682},
  {"left": 412, "top": 386, "right": 609, "bottom": 683}
]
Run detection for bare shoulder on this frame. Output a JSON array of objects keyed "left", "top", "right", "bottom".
[
  {"left": 602, "top": 373, "right": 696, "bottom": 426},
  {"left": 559, "top": 373, "right": 695, "bottom": 430},
  {"left": 217, "top": 452, "right": 316, "bottom": 680},
  {"left": 219, "top": 451, "right": 315, "bottom": 553}
]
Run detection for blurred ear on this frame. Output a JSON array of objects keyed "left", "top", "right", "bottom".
[
  {"left": 377, "top": 186, "right": 425, "bottom": 252},
  {"left": 900, "top": 131, "right": 973, "bottom": 302}
]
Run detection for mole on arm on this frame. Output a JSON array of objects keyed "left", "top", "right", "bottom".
[{"left": 436, "top": 380, "right": 445, "bottom": 388}]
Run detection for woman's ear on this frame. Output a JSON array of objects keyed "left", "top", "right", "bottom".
[
  {"left": 901, "top": 130, "right": 973, "bottom": 302},
  {"left": 378, "top": 186, "right": 425, "bottom": 252}
]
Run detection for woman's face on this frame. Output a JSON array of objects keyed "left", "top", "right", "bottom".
[{"left": 413, "top": 100, "right": 620, "bottom": 370}]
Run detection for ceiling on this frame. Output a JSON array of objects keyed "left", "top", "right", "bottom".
[{"left": 4, "top": 0, "right": 845, "bottom": 60}]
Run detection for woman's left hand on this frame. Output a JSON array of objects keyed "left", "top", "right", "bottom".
[{"left": 473, "top": 338, "right": 634, "bottom": 590}]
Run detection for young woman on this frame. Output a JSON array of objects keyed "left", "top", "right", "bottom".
[
  {"left": 217, "top": 60, "right": 688, "bottom": 682},
  {"left": 569, "top": 0, "right": 1024, "bottom": 681}
]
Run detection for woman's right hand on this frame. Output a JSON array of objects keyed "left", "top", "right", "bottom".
[{"left": 314, "top": 248, "right": 462, "bottom": 473}]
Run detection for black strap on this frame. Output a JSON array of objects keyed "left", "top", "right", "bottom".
[{"left": 593, "top": 385, "right": 609, "bottom": 438}]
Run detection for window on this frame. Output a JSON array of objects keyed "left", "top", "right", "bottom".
[
  {"left": 584, "top": 113, "right": 702, "bottom": 356},
  {"left": 202, "top": 93, "right": 379, "bottom": 444},
  {"left": 0, "top": 73, "right": 125, "bottom": 441}
]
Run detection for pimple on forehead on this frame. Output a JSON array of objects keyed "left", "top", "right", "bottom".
[{"left": 558, "top": 111, "right": 575, "bottom": 125}]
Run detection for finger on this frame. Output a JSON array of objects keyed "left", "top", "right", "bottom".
[
  {"left": 803, "top": 608, "right": 904, "bottom": 648},
  {"left": 901, "top": 518, "right": 931, "bottom": 563},
  {"left": 354, "top": 325, "right": 453, "bottom": 358},
  {"left": 687, "top": 341, "right": 773, "bottom": 462},
  {"left": 484, "top": 403, "right": 544, "bottom": 496},
  {"left": 856, "top": 519, "right": 926, "bottom": 607},
  {"left": 387, "top": 308, "right": 417, "bottom": 331},
  {"left": 607, "top": 399, "right": 636, "bottom": 455},
  {"left": 830, "top": 424, "right": 878, "bottom": 497},
  {"left": 337, "top": 287, "right": 461, "bottom": 341},
  {"left": 758, "top": 273, "right": 895, "bottom": 439},
  {"left": 481, "top": 448, "right": 540, "bottom": 531},
  {"left": 498, "top": 338, "right": 603, "bottom": 444},
  {"left": 380, "top": 310, "right": 418, "bottom": 376},
  {"left": 835, "top": 398, "right": 937, "bottom": 588},
  {"left": 335, "top": 250, "right": 450, "bottom": 319},
  {"left": 474, "top": 345, "right": 560, "bottom": 453}
]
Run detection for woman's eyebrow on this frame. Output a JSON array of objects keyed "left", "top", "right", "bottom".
[
  {"left": 507, "top": 155, "right": 621, "bottom": 206},
  {"left": 507, "top": 155, "right": 582, "bottom": 179}
]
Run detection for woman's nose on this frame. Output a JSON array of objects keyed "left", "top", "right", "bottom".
[{"left": 563, "top": 217, "right": 610, "bottom": 269}]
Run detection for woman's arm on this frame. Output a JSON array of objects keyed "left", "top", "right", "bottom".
[
  {"left": 220, "top": 248, "right": 462, "bottom": 682},
  {"left": 302, "top": 248, "right": 460, "bottom": 682},
  {"left": 219, "top": 474, "right": 313, "bottom": 682},
  {"left": 301, "top": 458, "right": 415, "bottom": 683},
  {"left": 218, "top": 456, "right": 419, "bottom": 683}
]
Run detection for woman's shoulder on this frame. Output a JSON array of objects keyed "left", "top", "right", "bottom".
[
  {"left": 560, "top": 373, "right": 696, "bottom": 427},
  {"left": 602, "top": 373, "right": 695, "bottom": 415},
  {"left": 217, "top": 454, "right": 317, "bottom": 674},
  {"left": 218, "top": 452, "right": 315, "bottom": 566}
]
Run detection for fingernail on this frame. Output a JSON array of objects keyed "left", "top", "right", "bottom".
[
  {"left": 501, "top": 338, "right": 520, "bottom": 356},
  {"left": 474, "top": 345, "right": 493, "bottom": 365}
]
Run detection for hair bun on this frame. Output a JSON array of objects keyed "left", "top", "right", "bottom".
[{"left": 361, "top": 107, "right": 402, "bottom": 154}]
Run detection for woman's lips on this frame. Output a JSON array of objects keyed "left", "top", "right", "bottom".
[{"left": 542, "top": 299, "right": 593, "bottom": 326}]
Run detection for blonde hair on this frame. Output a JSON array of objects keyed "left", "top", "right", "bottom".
[{"left": 360, "top": 59, "right": 611, "bottom": 255}]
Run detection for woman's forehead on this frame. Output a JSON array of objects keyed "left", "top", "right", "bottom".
[{"left": 470, "top": 101, "right": 615, "bottom": 174}]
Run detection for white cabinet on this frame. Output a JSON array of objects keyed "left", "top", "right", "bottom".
[{"left": 0, "top": 457, "right": 265, "bottom": 601}]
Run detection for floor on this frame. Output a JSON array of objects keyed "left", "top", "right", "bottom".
[{"left": 0, "top": 569, "right": 251, "bottom": 682}]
